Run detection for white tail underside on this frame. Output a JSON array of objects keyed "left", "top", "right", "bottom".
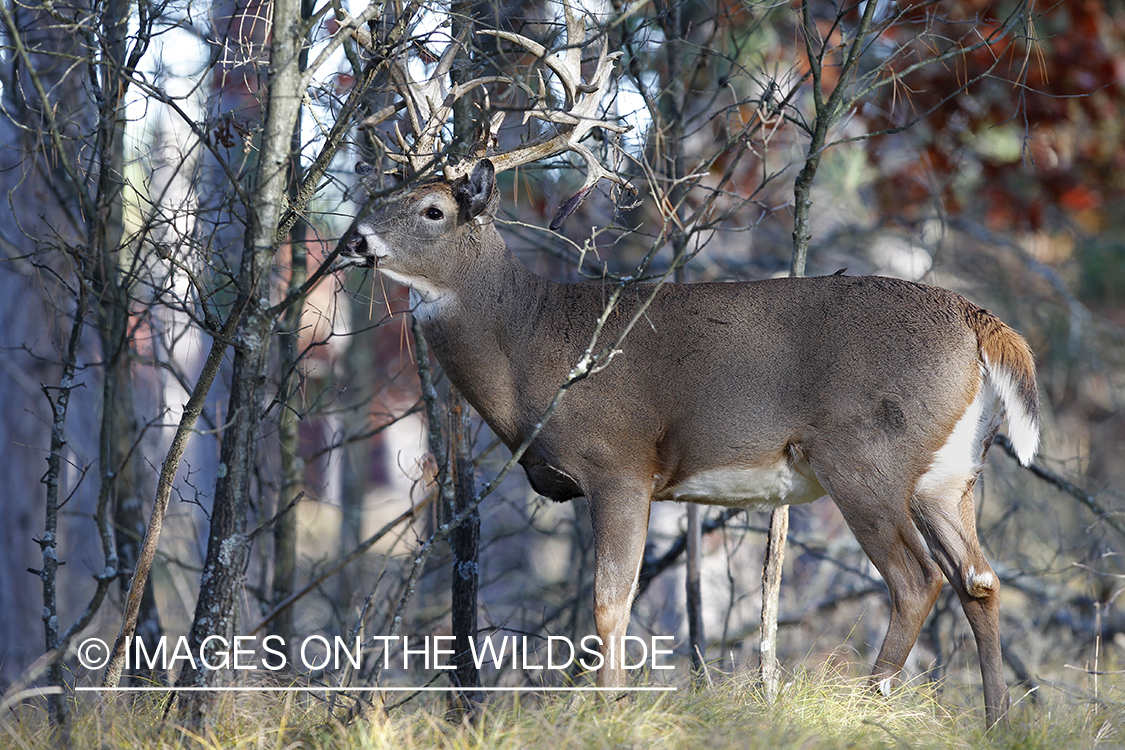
[{"left": 982, "top": 353, "right": 1040, "bottom": 465}]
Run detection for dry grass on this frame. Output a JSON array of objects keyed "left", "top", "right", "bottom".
[{"left": 4, "top": 665, "right": 1123, "bottom": 749}]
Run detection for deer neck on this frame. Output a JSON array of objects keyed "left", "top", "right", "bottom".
[{"left": 413, "top": 234, "right": 555, "bottom": 448}]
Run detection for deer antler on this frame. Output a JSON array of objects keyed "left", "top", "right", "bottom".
[
  {"left": 467, "top": 2, "right": 633, "bottom": 197},
  {"left": 376, "top": 0, "right": 632, "bottom": 221},
  {"left": 380, "top": 29, "right": 508, "bottom": 175}
]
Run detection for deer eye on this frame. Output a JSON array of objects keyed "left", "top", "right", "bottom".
[{"left": 423, "top": 207, "right": 444, "bottom": 221}]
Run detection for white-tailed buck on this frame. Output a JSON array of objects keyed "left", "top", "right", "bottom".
[{"left": 338, "top": 3, "right": 1038, "bottom": 727}]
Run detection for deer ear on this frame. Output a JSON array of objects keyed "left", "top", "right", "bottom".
[{"left": 454, "top": 159, "right": 496, "bottom": 221}]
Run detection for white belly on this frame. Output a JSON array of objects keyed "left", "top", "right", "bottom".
[{"left": 655, "top": 457, "right": 826, "bottom": 509}]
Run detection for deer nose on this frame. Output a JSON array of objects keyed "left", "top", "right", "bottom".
[{"left": 345, "top": 233, "right": 366, "bottom": 256}]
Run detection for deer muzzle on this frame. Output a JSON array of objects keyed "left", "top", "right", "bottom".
[{"left": 334, "top": 231, "right": 381, "bottom": 270}]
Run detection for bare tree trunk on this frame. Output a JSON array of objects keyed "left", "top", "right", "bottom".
[
  {"left": 176, "top": 0, "right": 304, "bottom": 724},
  {"left": 446, "top": 1, "right": 481, "bottom": 716},
  {"left": 759, "top": 506, "right": 788, "bottom": 700},
  {"left": 101, "top": 306, "right": 164, "bottom": 683},
  {"left": 94, "top": 0, "right": 162, "bottom": 679},
  {"left": 685, "top": 503, "right": 705, "bottom": 679},
  {"left": 40, "top": 278, "right": 88, "bottom": 738},
  {"left": 271, "top": 0, "right": 315, "bottom": 657},
  {"left": 177, "top": 327, "right": 270, "bottom": 693},
  {"left": 448, "top": 393, "right": 480, "bottom": 715},
  {"left": 272, "top": 236, "right": 305, "bottom": 661}
]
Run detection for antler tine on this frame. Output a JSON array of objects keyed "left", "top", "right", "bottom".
[
  {"left": 480, "top": 30, "right": 581, "bottom": 106},
  {"left": 560, "top": 0, "right": 584, "bottom": 100},
  {"left": 387, "top": 27, "right": 476, "bottom": 175},
  {"left": 383, "top": 0, "right": 631, "bottom": 199},
  {"left": 387, "top": 36, "right": 452, "bottom": 174},
  {"left": 389, "top": 58, "right": 438, "bottom": 173},
  {"left": 468, "top": 5, "right": 633, "bottom": 193},
  {"left": 389, "top": 26, "right": 519, "bottom": 177}
]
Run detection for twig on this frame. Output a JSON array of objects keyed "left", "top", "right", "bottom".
[
  {"left": 994, "top": 433, "right": 1125, "bottom": 540},
  {"left": 247, "top": 492, "right": 437, "bottom": 635},
  {"left": 635, "top": 509, "right": 740, "bottom": 599},
  {"left": 38, "top": 253, "right": 89, "bottom": 732},
  {"left": 246, "top": 491, "right": 305, "bottom": 544}
]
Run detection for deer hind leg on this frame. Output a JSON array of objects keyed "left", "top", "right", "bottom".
[
  {"left": 818, "top": 471, "right": 944, "bottom": 697},
  {"left": 585, "top": 480, "right": 652, "bottom": 688},
  {"left": 911, "top": 478, "right": 1010, "bottom": 727}
]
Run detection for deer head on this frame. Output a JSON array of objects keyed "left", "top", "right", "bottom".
[{"left": 339, "top": 160, "right": 509, "bottom": 324}]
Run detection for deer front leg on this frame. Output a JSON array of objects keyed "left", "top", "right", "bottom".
[{"left": 587, "top": 482, "right": 652, "bottom": 688}]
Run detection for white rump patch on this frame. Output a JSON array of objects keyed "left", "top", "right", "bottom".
[
  {"left": 914, "top": 376, "right": 1002, "bottom": 500},
  {"left": 982, "top": 353, "right": 1039, "bottom": 465},
  {"left": 656, "top": 455, "right": 825, "bottom": 509},
  {"left": 877, "top": 676, "right": 894, "bottom": 698}
]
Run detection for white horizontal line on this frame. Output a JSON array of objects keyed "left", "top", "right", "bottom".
[{"left": 75, "top": 686, "right": 676, "bottom": 693}]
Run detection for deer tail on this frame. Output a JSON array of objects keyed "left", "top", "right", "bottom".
[{"left": 967, "top": 306, "right": 1040, "bottom": 465}]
